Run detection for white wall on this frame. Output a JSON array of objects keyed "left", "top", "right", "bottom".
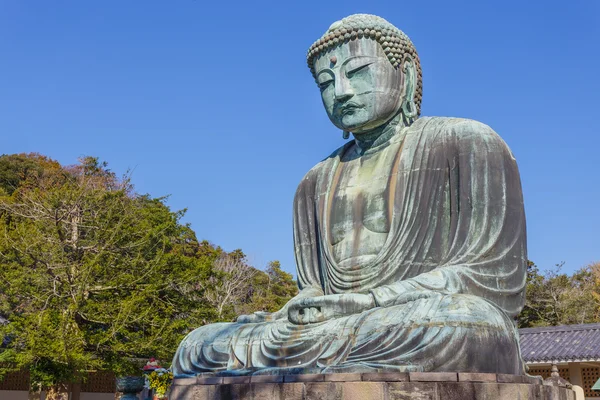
[
  {"left": 0, "top": 390, "right": 29, "bottom": 400},
  {"left": 80, "top": 393, "right": 116, "bottom": 400}
]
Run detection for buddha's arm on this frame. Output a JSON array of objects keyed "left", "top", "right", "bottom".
[
  {"left": 293, "top": 164, "right": 326, "bottom": 292},
  {"left": 370, "top": 120, "right": 527, "bottom": 318}
]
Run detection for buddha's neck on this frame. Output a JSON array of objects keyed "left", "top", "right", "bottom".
[{"left": 352, "top": 113, "right": 405, "bottom": 154}]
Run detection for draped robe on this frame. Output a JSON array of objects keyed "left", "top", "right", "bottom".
[{"left": 172, "top": 116, "right": 527, "bottom": 377}]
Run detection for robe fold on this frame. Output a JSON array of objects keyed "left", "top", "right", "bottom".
[{"left": 172, "top": 116, "right": 527, "bottom": 377}]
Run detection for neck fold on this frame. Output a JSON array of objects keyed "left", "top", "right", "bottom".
[{"left": 352, "top": 113, "right": 405, "bottom": 154}]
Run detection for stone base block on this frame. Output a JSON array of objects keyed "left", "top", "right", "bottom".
[{"left": 170, "top": 373, "right": 575, "bottom": 400}]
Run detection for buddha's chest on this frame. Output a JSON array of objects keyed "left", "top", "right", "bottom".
[{"left": 329, "top": 144, "right": 399, "bottom": 246}]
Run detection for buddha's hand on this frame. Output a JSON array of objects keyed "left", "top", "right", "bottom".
[
  {"left": 236, "top": 311, "right": 276, "bottom": 324},
  {"left": 288, "top": 293, "right": 376, "bottom": 325},
  {"left": 237, "top": 286, "right": 325, "bottom": 324}
]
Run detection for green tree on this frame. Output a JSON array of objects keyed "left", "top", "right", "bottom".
[
  {"left": 0, "top": 153, "right": 56, "bottom": 196},
  {"left": 237, "top": 261, "right": 298, "bottom": 316},
  {"left": 200, "top": 251, "right": 257, "bottom": 321},
  {"left": 0, "top": 155, "right": 215, "bottom": 399},
  {"left": 518, "top": 261, "right": 600, "bottom": 328}
]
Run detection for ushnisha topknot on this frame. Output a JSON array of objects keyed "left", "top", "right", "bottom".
[{"left": 307, "top": 14, "right": 423, "bottom": 116}]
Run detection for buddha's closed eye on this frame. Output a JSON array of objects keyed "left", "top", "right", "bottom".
[
  {"left": 317, "top": 71, "right": 334, "bottom": 89},
  {"left": 318, "top": 79, "right": 333, "bottom": 90},
  {"left": 317, "top": 60, "right": 376, "bottom": 90},
  {"left": 346, "top": 61, "right": 375, "bottom": 78}
]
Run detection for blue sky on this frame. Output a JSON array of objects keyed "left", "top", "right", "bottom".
[{"left": 1, "top": 1, "right": 598, "bottom": 275}]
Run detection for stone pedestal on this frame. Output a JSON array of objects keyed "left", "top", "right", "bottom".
[{"left": 169, "top": 373, "right": 575, "bottom": 400}]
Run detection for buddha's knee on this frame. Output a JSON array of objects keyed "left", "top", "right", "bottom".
[
  {"left": 437, "top": 294, "right": 521, "bottom": 372},
  {"left": 436, "top": 294, "right": 516, "bottom": 331},
  {"left": 172, "top": 322, "right": 237, "bottom": 376}
]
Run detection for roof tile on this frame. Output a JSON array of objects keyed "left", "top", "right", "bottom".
[{"left": 519, "top": 323, "right": 600, "bottom": 363}]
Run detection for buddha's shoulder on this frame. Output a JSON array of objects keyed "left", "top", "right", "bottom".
[
  {"left": 411, "top": 116, "right": 505, "bottom": 144},
  {"left": 298, "top": 143, "right": 350, "bottom": 184}
]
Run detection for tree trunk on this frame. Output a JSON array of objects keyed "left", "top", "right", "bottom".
[
  {"left": 45, "top": 383, "right": 69, "bottom": 400},
  {"left": 71, "top": 383, "right": 81, "bottom": 400}
]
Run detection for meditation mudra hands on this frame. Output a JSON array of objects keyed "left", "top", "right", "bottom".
[
  {"left": 287, "top": 293, "right": 376, "bottom": 324},
  {"left": 236, "top": 287, "right": 376, "bottom": 325}
]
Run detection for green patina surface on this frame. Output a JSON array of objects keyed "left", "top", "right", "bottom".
[{"left": 172, "top": 13, "right": 528, "bottom": 377}]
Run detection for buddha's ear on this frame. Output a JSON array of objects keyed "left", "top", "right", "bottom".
[{"left": 401, "top": 58, "right": 418, "bottom": 121}]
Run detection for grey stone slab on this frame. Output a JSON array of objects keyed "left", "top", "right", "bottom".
[
  {"left": 168, "top": 381, "right": 576, "bottom": 400},
  {"left": 342, "top": 382, "right": 387, "bottom": 400},
  {"left": 497, "top": 373, "right": 527, "bottom": 383},
  {"left": 523, "top": 374, "right": 544, "bottom": 385},
  {"left": 323, "top": 373, "right": 362, "bottom": 382},
  {"left": 341, "top": 382, "right": 385, "bottom": 400},
  {"left": 172, "top": 377, "right": 197, "bottom": 386},
  {"left": 362, "top": 372, "right": 408, "bottom": 382},
  {"left": 168, "top": 385, "right": 184, "bottom": 400},
  {"left": 196, "top": 376, "right": 223, "bottom": 385},
  {"left": 541, "top": 384, "right": 562, "bottom": 400},
  {"left": 458, "top": 373, "right": 497, "bottom": 382},
  {"left": 250, "top": 374, "right": 285, "bottom": 383},
  {"left": 280, "top": 382, "right": 305, "bottom": 400},
  {"left": 443, "top": 382, "right": 568, "bottom": 400},
  {"left": 222, "top": 376, "right": 250, "bottom": 385},
  {"left": 497, "top": 382, "right": 532, "bottom": 399},
  {"left": 437, "top": 382, "right": 476, "bottom": 399},
  {"left": 304, "top": 382, "right": 342, "bottom": 400},
  {"left": 251, "top": 383, "right": 284, "bottom": 400},
  {"left": 218, "top": 383, "right": 253, "bottom": 399},
  {"left": 169, "top": 384, "right": 209, "bottom": 400},
  {"left": 284, "top": 373, "right": 325, "bottom": 383},
  {"left": 387, "top": 382, "right": 438, "bottom": 400},
  {"left": 409, "top": 372, "right": 458, "bottom": 382},
  {"left": 525, "top": 382, "right": 542, "bottom": 400},
  {"left": 475, "top": 383, "right": 504, "bottom": 399}
]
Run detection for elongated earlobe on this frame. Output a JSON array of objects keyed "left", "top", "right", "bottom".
[
  {"left": 401, "top": 58, "right": 418, "bottom": 123},
  {"left": 402, "top": 99, "right": 418, "bottom": 120}
]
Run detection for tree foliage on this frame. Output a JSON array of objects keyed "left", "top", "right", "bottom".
[
  {"left": 0, "top": 153, "right": 297, "bottom": 397},
  {"left": 237, "top": 261, "right": 298, "bottom": 316},
  {"left": 201, "top": 254, "right": 258, "bottom": 320},
  {"left": 518, "top": 260, "right": 600, "bottom": 328}
]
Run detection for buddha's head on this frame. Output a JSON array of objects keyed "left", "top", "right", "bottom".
[{"left": 307, "top": 14, "right": 422, "bottom": 134}]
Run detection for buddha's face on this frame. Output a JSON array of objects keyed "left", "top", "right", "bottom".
[{"left": 314, "top": 37, "right": 404, "bottom": 133}]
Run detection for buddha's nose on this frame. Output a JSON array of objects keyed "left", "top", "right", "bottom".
[{"left": 334, "top": 75, "right": 354, "bottom": 102}]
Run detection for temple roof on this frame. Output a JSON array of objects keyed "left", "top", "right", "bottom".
[{"left": 519, "top": 323, "right": 600, "bottom": 363}]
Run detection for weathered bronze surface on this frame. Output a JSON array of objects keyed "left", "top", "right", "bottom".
[{"left": 172, "top": 14, "right": 527, "bottom": 377}]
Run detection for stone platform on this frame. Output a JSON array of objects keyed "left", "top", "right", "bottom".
[{"left": 169, "top": 372, "right": 575, "bottom": 400}]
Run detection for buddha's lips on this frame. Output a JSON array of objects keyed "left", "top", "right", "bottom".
[{"left": 338, "top": 103, "right": 363, "bottom": 116}]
